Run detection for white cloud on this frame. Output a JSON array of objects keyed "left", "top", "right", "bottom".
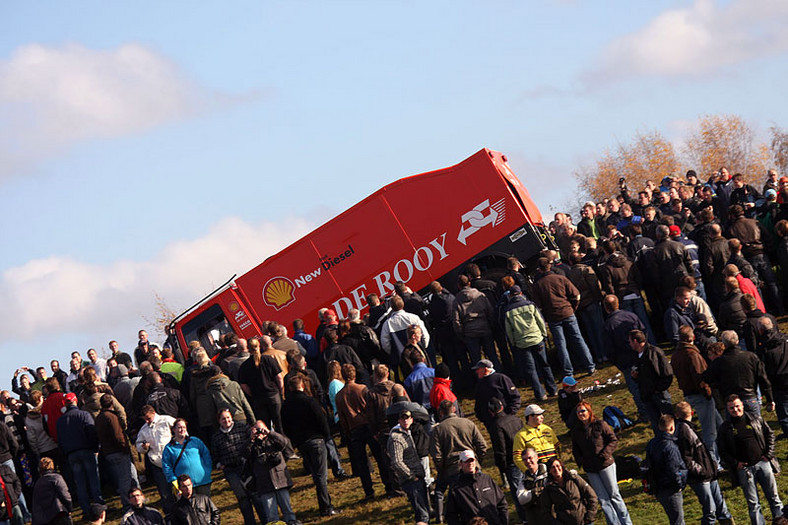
[
  {"left": 0, "top": 216, "right": 317, "bottom": 343},
  {"left": 584, "top": 0, "right": 788, "bottom": 83},
  {"left": 0, "top": 43, "right": 226, "bottom": 180}
]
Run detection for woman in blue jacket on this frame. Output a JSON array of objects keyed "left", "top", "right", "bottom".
[{"left": 162, "top": 419, "right": 213, "bottom": 495}]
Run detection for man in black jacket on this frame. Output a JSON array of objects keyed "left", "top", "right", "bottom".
[
  {"left": 210, "top": 410, "right": 254, "bottom": 525},
  {"left": 121, "top": 487, "right": 164, "bottom": 525},
  {"left": 759, "top": 317, "right": 788, "bottom": 437},
  {"left": 486, "top": 398, "right": 525, "bottom": 523},
  {"left": 172, "top": 474, "right": 220, "bottom": 525},
  {"left": 427, "top": 281, "right": 468, "bottom": 388},
  {"left": 629, "top": 330, "right": 673, "bottom": 433},
  {"left": 717, "top": 395, "right": 783, "bottom": 525},
  {"left": 473, "top": 360, "right": 521, "bottom": 432},
  {"left": 702, "top": 330, "right": 774, "bottom": 417},
  {"left": 281, "top": 376, "right": 338, "bottom": 517},
  {"left": 602, "top": 296, "right": 649, "bottom": 421},
  {"left": 652, "top": 225, "right": 694, "bottom": 307},
  {"left": 445, "top": 450, "right": 508, "bottom": 525},
  {"left": 674, "top": 402, "right": 733, "bottom": 525}
]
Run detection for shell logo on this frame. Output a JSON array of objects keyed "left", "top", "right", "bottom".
[
  {"left": 228, "top": 302, "right": 240, "bottom": 313},
  {"left": 262, "top": 277, "right": 296, "bottom": 310}
]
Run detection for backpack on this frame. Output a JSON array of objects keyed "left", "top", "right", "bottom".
[{"left": 602, "top": 405, "right": 634, "bottom": 432}]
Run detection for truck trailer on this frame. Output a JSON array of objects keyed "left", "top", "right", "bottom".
[{"left": 169, "top": 148, "right": 554, "bottom": 355}]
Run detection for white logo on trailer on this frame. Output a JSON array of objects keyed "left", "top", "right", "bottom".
[{"left": 457, "top": 198, "right": 506, "bottom": 245}]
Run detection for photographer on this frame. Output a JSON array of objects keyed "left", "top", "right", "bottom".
[{"left": 247, "top": 421, "right": 303, "bottom": 525}]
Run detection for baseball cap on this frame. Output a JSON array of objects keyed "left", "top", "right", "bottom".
[
  {"left": 472, "top": 359, "right": 494, "bottom": 370},
  {"left": 524, "top": 404, "right": 545, "bottom": 417},
  {"left": 64, "top": 392, "right": 78, "bottom": 404},
  {"left": 780, "top": 176, "right": 788, "bottom": 184},
  {"left": 459, "top": 450, "right": 476, "bottom": 462},
  {"left": 509, "top": 285, "right": 522, "bottom": 295},
  {"left": 668, "top": 225, "right": 681, "bottom": 237},
  {"left": 766, "top": 188, "right": 778, "bottom": 199},
  {"left": 562, "top": 376, "right": 577, "bottom": 387}
]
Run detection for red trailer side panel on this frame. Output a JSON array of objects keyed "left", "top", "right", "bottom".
[{"left": 233, "top": 148, "right": 534, "bottom": 331}]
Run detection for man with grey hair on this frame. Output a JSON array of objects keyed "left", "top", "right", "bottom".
[
  {"left": 652, "top": 224, "right": 694, "bottom": 308},
  {"left": 759, "top": 316, "right": 788, "bottom": 436},
  {"left": 703, "top": 330, "right": 774, "bottom": 416}
]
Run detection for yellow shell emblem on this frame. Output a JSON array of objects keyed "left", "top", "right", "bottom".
[{"left": 263, "top": 277, "right": 296, "bottom": 310}]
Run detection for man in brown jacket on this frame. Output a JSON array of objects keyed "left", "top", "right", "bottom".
[
  {"left": 669, "top": 326, "right": 722, "bottom": 465},
  {"left": 568, "top": 253, "right": 606, "bottom": 364},
  {"left": 530, "top": 258, "right": 595, "bottom": 378},
  {"left": 335, "top": 364, "right": 392, "bottom": 499},
  {"left": 430, "top": 400, "right": 488, "bottom": 523},
  {"left": 95, "top": 394, "right": 139, "bottom": 509}
]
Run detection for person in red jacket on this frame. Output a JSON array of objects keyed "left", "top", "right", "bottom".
[
  {"left": 429, "top": 364, "right": 461, "bottom": 417},
  {"left": 40, "top": 378, "right": 66, "bottom": 442}
]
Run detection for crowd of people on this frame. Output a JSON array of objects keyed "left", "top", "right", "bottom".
[{"left": 2, "top": 167, "right": 788, "bottom": 525}]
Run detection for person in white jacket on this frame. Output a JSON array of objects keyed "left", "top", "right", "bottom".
[
  {"left": 135, "top": 405, "right": 176, "bottom": 515},
  {"left": 381, "top": 295, "right": 429, "bottom": 380}
]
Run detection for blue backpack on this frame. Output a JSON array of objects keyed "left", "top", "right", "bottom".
[{"left": 602, "top": 405, "right": 634, "bottom": 431}]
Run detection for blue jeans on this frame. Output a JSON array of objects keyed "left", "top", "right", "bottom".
[
  {"left": 737, "top": 460, "right": 783, "bottom": 525},
  {"left": 741, "top": 396, "right": 762, "bottom": 418},
  {"left": 689, "top": 480, "right": 731, "bottom": 525},
  {"left": 587, "top": 463, "right": 632, "bottom": 525},
  {"left": 301, "top": 438, "right": 331, "bottom": 514},
  {"left": 325, "top": 437, "right": 346, "bottom": 477},
  {"left": 774, "top": 389, "right": 788, "bottom": 435},
  {"left": 104, "top": 452, "right": 139, "bottom": 509},
  {"left": 683, "top": 394, "right": 722, "bottom": 465},
  {"left": 512, "top": 341, "right": 557, "bottom": 400},
  {"left": 401, "top": 478, "right": 430, "bottom": 523},
  {"left": 67, "top": 449, "right": 104, "bottom": 515},
  {"left": 621, "top": 369, "right": 649, "bottom": 420},
  {"left": 464, "top": 334, "right": 501, "bottom": 369},
  {"left": 656, "top": 489, "right": 685, "bottom": 525},
  {"left": 695, "top": 279, "right": 707, "bottom": 302},
  {"left": 506, "top": 464, "right": 527, "bottom": 523},
  {"left": 621, "top": 296, "right": 657, "bottom": 345},
  {"left": 146, "top": 459, "right": 175, "bottom": 517},
  {"left": 548, "top": 315, "right": 595, "bottom": 377},
  {"left": 577, "top": 302, "right": 607, "bottom": 362},
  {"left": 254, "top": 488, "right": 296, "bottom": 523},
  {"left": 224, "top": 465, "right": 258, "bottom": 525}
]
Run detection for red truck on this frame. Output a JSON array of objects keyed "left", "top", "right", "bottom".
[{"left": 169, "top": 148, "right": 554, "bottom": 354}]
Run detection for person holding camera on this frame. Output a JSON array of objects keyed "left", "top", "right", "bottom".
[{"left": 247, "top": 420, "right": 302, "bottom": 525}]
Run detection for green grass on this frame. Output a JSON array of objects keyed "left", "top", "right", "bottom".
[{"left": 95, "top": 320, "right": 788, "bottom": 524}]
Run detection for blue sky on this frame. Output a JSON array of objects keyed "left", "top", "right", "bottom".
[{"left": 2, "top": 0, "right": 788, "bottom": 383}]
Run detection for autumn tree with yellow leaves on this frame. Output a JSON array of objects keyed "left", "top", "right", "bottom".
[
  {"left": 575, "top": 114, "right": 777, "bottom": 203},
  {"left": 684, "top": 115, "right": 770, "bottom": 178},
  {"left": 575, "top": 130, "right": 679, "bottom": 201}
]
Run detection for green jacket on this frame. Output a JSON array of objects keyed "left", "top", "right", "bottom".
[{"left": 505, "top": 296, "right": 547, "bottom": 349}]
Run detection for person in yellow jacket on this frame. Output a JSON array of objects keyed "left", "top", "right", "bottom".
[{"left": 513, "top": 404, "right": 560, "bottom": 472}]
